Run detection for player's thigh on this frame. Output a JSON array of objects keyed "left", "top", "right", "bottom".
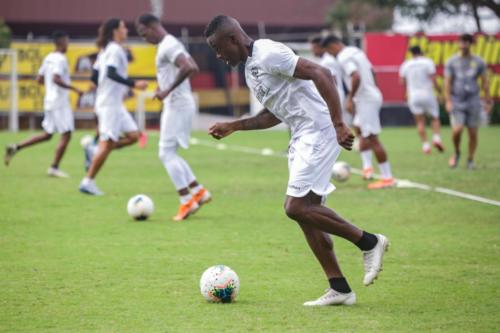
[
  {"left": 119, "top": 106, "right": 139, "bottom": 134},
  {"left": 355, "top": 100, "right": 382, "bottom": 138},
  {"left": 96, "top": 107, "right": 122, "bottom": 142},
  {"left": 450, "top": 108, "right": 466, "bottom": 129}
]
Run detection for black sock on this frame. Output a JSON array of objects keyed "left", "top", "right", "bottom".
[
  {"left": 329, "top": 277, "right": 351, "bottom": 293},
  {"left": 355, "top": 231, "right": 378, "bottom": 251}
]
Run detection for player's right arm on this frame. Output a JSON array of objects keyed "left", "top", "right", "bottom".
[
  {"left": 444, "top": 59, "right": 454, "bottom": 113},
  {"left": 53, "top": 74, "right": 83, "bottom": 95},
  {"left": 209, "top": 109, "right": 281, "bottom": 140}
]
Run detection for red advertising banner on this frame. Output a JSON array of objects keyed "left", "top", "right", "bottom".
[{"left": 364, "top": 33, "right": 500, "bottom": 103}]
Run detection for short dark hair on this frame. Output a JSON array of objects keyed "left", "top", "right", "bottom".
[
  {"left": 52, "top": 30, "right": 68, "bottom": 43},
  {"left": 459, "top": 33, "right": 474, "bottom": 43},
  {"left": 409, "top": 45, "right": 422, "bottom": 55},
  {"left": 321, "top": 34, "right": 342, "bottom": 47},
  {"left": 137, "top": 13, "right": 160, "bottom": 26},
  {"left": 309, "top": 34, "right": 323, "bottom": 44},
  {"left": 204, "top": 15, "right": 230, "bottom": 38}
]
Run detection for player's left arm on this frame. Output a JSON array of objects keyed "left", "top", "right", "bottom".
[
  {"left": 53, "top": 74, "right": 83, "bottom": 95},
  {"left": 479, "top": 60, "right": 493, "bottom": 113},
  {"left": 154, "top": 54, "right": 199, "bottom": 101},
  {"left": 293, "top": 57, "right": 354, "bottom": 151}
]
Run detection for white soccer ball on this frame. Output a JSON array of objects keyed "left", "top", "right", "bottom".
[
  {"left": 127, "top": 194, "right": 154, "bottom": 221},
  {"left": 200, "top": 265, "right": 240, "bottom": 303},
  {"left": 332, "top": 161, "right": 351, "bottom": 182},
  {"left": 80, "top": 134, "right": 94, "bottom": 148}
]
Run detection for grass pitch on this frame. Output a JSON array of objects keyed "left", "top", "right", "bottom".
[{"left": 1, "top": 127, "right": 499, "bottom": 332}]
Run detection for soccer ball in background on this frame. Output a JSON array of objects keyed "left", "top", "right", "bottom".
[
  {"left": 332, "top": 161, "right": 351, "bottom": 182},
  {"left": 127, "top": 194, "right": 154, "bottom": 221},
  {"left": 200, "top": 265, "right": 240, "bottom": 303}
]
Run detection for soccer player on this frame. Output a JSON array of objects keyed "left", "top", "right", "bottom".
[
  {"left": 309, "top": 35, "right": 352, "bottom": 126},
  {"left": 4, "top": 31, "right": 82, "bottom": 177},
  {"left": 323, "top": 35, "right": 395, "bottom": 189},
  {"left": 136, "top": 13, "right": 211, "bottom": 221},
  {"left": 400, "top": 45, "right": 444, "bottom": 154},
  {"left": 444, "top": 34, "right": 492, "bottom": 169},
  {"left": 79, "top": 18, "right": 148, "bottom": 195},
  {"left": 205, "top": 15, "right": 389, "bottom": 306}
]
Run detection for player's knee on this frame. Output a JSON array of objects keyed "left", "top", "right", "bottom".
[
  {"left": 128, "top": 132, "right": 139, "bottom": 143},
  {"left": 284, "top": 201, "right": 306, "bottom": 221},
  {"left": 158, "top": 148, "right": 176, "bottom": 162}
]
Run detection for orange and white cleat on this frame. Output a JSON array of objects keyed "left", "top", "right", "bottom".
[
  {"left": 193, "top": 188, "right": 212, "bottom": 206},
  {"left": 368, "top": 178, "right": 396, "bottom": 190},
  {"left": 173, "top": 199, "right": 199, "bottom": 221},
  {"left": 362, "top": 167, "right": 374, "bottom": 180}
]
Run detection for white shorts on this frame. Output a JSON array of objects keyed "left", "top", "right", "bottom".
[
  {"left": 41, "top": 107, "right": 74, "bottom": 134},
  {"left": 287, "top": 126, "right": 341, "bottom": 198},
  {"left": 96, "top": 105, "right": 138, "bottom": 142},
  {"left": 408, "top": 94, "right": 439, "bottom": 118},
  {"left": 353, "top": 98, "right": 382, "bottom": 138},
  {"left": 159, "top": 97, "right": 196, "bottom": 150}
]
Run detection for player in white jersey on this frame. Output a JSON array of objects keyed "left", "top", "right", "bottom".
[
  {"left": 205, "top": 15, "right": 389, "bottom": 306},
  {"left": 309, "top": 35, "right": 352, "bottom": 126},
  {"left": 136, "top": 13, "right": 212, "bottom": 221},
  {"left": 399, "top": 46, "right": 444, "bottom": 154},
  {"left": 4, "top": 31, "right": 82, "bottom": 177},
  {"left": 323, "top": 35, "right": 395, "bottom": 189},
  {"left": 79, "top": 18, "right": 148, "bottom": 195}
]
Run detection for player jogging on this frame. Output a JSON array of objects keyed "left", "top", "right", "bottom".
[
  {"left": 399, "top": 46, "right": 444, "bottom": 154},
  {"left": 4, "top": 31, "right": 82, "bottom": 177},
  {"left": 323, "top": 35, "right": 395, "bottom": 189},
  {"left": 445, "top": 33, "right": 492, "bottom": 169},
  {"left": 79, "top": 18, "right": 148, "bottom": 195},
  {"left": 205, "top": 15, "right": 389, "bottom": 306},
  {"left": 136, "top": 13, "right": 211, "bottom": 221}
]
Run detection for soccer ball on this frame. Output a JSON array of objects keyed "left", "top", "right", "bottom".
[
  {"left": 332, "top": 161, "right": 351, "bottom": 182},
  {"left": 80, "top": 134, "right": 94, "bottom": 148},
  {"left": 200, "top": 265, "right": 240, "bottom": 303},
  {"left": 127, "top": 194, "right": 154, "bottom": 220}
]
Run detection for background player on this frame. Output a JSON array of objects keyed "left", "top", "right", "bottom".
[
  {"left": 399, "top": 45, "right": 444, "bottom": 154},
  {"left": 445, "top": 33, "right": 492, "bottom": 169},
  {"left": 205, "top": 15, "right": 389, "bottom": 306},
  {"left": 4, "top": 31, "right": 82, "bottom": 177},
  {"left": 136, "top": 13, "right": 211, "bottom": 221},
  {"left": 323, "top": 35, "right": 395, "bottom": 189},
  {"left": 79, "top": 18, "right": 148, "bottom": 195}
]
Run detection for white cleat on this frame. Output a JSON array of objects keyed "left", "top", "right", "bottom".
[
  {"left": 363, "top": 234, "right": 389, "bottom": 286},
  {"left": 47, "top": 167, "right": 70, "bottom": 178},
  {"left": 79, "top": 180, "right": 104, "bottom": 196},
  {"left": 303, "top": 289, "right": 356, "bottom": 307}
]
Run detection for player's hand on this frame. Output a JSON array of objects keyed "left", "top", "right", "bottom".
[
  {"left": 335, "top": 123, "right": 355, "bottom": 151},
  {"left": 134, "top": 80, "right": 148, "bottom": 90},
  {"left": 74, "top": 88, "right": 84, "bottom": 96},
  {"left": 209, "top": 122, "right": 235, "bottom": 140},
  {"left": 445, "top": 100, "right": 453, "bottom": 113},
  {"left": 153, "top": 88, "right": 170, "bottom": 101},
  {"left": 483, "top": 98, "right": 494, "bottom": 114},
  {"left": 346, "top": 97, "right": 355, "bottom": 114}
]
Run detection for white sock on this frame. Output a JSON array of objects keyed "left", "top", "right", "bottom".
[
  {"left": 178, "top": 157, "right": 197, "bottom": 185},
  {"left": 422, "top": 142, "right": 430, "bottom": 151},
  {"left": 180, "top": 193, "right": 192, "bottom": 204},
  {"left": 82, "top": 177, "right": 93, "bottom": 185},
  {"left": 360, "top": 150, "right": 373, "bottom": 169},
  {"left": 432, "top": 134, "right": 442, "bottom": 143},
  {"left": 378, "top": 161, "right": 393, "bottom": 179},
  {"left": 190, "top": 184, "right": 203, "bottom": 194}
]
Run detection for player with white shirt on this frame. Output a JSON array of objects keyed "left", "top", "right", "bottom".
[
  {"left": 136, "top": 13, "right": 211, "bottom": 221},
  {"left": 323, "top": 35, "right": 395, "bottom": 189},
  {"left": 4, "top": 31, "right": 82, "bottom": 177},
  {"left": 399, "top": 46, "right": 444, "bottom": 154},
  {"left": 79, "top": 18, "right": 148, "bottom": 195},
  {"left": 206, "top": 15, "right": 389, "bottom": 306}
]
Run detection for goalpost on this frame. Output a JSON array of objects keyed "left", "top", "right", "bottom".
[{"left": 0, "top": 49, "right": 18, "bottom": 132}]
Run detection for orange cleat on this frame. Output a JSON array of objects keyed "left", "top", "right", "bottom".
[
  {"left": 138, "top": 132, "right": 148, "bottom": 148},
  {"left": 173, "top": 199, "right": 199, "bottom": 221},
  {"left": 368, "top": 178, "right": 396, "bottom": 190},
  {"left": 362, "top": 167, "right": 374, "bottom": 180},
  {"left": 193, "top": 188, "right": 212, "bottom": 206}
]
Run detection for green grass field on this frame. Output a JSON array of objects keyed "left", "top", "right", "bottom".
[{"left": 1, "top": 127, "right": 499, "bottom": 333}]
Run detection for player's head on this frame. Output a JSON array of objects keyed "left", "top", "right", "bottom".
[
  {"left": 205, "top": 15, "right": 250, "bottom": 67},
  {"left": 52, "top": 30, "right": 69, "bottom": 53},
  {"left": 409, "top": 45, "right": 422, "bottom": 57},
  {"left": 321, "top": 34, "right": 343, "bottom": 56},
  {"left": 458, "top": 33, "right": 474, "bottom": 55},
  {"left": 309, "top": 35, "right": 324, "bottom": 58},
  {"left": 136, "top": 13, "right": 164, "bottom": 45},
  {"left": 97, "top": 18, "right": 128, "bottom": 47}
]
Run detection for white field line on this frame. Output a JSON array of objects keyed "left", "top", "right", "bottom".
[{"left": 190, "top": 137, "right": 500, "bottom": 208}]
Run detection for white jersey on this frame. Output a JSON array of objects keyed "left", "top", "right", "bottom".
[
  {"left": 156, "top": 34, "right": 193, "bottom": 104},
  {"left": 245, "top": 39, "right": 332, "bottom": 138},
  {"left": 399, "top": 56, "right": 436, "bottom": 99},
  {"left": 320, "top": 53, "right": 345, "bottom": 105},
  {"left": 95, "top": 42, "right": 129, "bottom": 109},
  {"left": 38, "top": 52, "right": 71, "bottom": 111},
  {"left": 337, "top": 46, "right": 381, "bottom": 102}
]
